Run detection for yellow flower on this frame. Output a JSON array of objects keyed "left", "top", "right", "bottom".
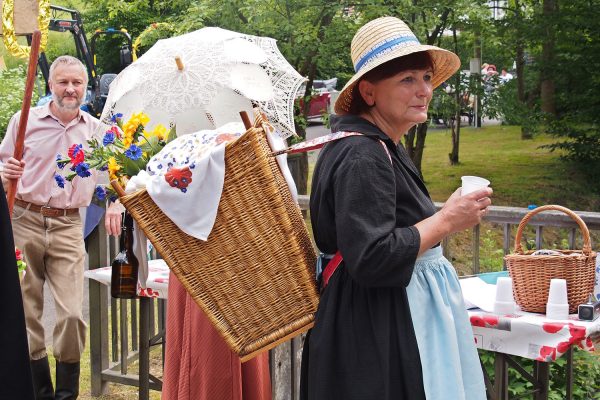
[
  {"left": 143, "top": 123, "right": 168, "bottom": 141},
  {"left": 108, "top": 157, "right": 121, "bottom": 179},
  {"left": 123, "top": 120, "right": 139, "bottom": 138}
]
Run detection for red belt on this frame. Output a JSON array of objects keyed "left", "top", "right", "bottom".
[
  {"left": 15, "top": 199, "right": 79, "bottom": 217},
  {"left": 321, "top": 251, "right": 343, "bottom": 290}
]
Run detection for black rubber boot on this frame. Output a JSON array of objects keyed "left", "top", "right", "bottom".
[
  {"left": 30, "top": 356, "right": 54, "bottom": 400},
  {"left": 55, "top": 361, "right": 80, "bottom": 400}
]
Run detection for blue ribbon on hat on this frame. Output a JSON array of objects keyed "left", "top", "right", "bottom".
[{"left": 354, "top": 35, "right": 420, "bottom": 73}]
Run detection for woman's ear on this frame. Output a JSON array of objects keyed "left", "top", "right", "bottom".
[{"left": 358, "top": 80, "right": 376, "bottom": 107}]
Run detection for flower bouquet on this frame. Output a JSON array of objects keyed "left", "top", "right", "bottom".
[{"left": 54, "top": 112, "right": 177, "bottom": 198}]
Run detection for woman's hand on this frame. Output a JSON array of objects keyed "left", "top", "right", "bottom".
[
  {"left": 415, "top": 186, "right": 492, "bottom": 254},
  {"left": 440, "top": 187, "right": 493, "bottom": 234}
]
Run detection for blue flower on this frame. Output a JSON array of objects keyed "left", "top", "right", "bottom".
[
  {"left": 111, "top": 113, "right": 123, "bottom": 123},
  {"left": 103, "top": 132, "right": 116, "bottom": 146},
  {"left": 95, "top": 185, "right": 107, "bottom": 201},
  {"left": 109, "top": 195, "right": 118, "bottom": 203},
  {"left": 99, "top": 164, "right": 108, "bottom": 171},
  {"left": 56, "top": 154, "right": 66, "bottom": 169},
  {"left": 54, "top": 174, "right": 65, "bottom": 188},
  {"left": 75, "top": 162, "right": 91, "bottom": 178},
  {"left": 125, "top": 144, "right": 142, "bottom": 160}
]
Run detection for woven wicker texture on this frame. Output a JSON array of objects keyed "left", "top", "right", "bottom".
[
  {"left": 119, "top": 123, "right": 318, "bottom": 361},
  {"left": 505, "top": 205, "right": 596, "bottom": 313}
]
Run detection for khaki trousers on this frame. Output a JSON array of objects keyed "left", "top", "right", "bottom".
[{"left": 12, "top": 204, "right": 87, "bottom": 363}]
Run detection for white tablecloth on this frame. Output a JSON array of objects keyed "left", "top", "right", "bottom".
[{"left": 85, "top": 259, "right": 169, "bottom": 299}]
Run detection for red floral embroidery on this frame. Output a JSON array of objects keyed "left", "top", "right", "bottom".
[
  {"left": 164, "top": 167, "right": 193, "bottom": 192},
  {"left": 215, "top": 133, "right": 238, "bottom": 145}
]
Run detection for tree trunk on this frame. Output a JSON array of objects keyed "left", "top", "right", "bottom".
[
  {"left": 514, "top": 0, "right": 526, "bottom": 104},
  {"left": 540, "top": 0, "right": 557, "bottom": 115},
  {"left": 473, "top": 30, "right": 482, "bottom": 128},
  {"left": 449, "top": 28, "right": 461, "bottom": 165},
  {"left": 404, "top": 125, "right": 417, "bottom": 160},
  {"left": 412, "top": 123, "right": 428, "bottom": 177}
]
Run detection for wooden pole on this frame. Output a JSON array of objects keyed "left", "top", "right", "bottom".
[
  {"left": 239, "top": 111, "right": 252, "bottom": 130},
  {"left": 6, "top": 30, "right": 42, "bottom": 215},
  {"left": 174, "top": 56, "right": 184, "bottom": 71}
]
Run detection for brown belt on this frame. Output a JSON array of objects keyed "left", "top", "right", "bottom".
[{"left": 15, "top": 199, "right": 79, "bottom": 218}]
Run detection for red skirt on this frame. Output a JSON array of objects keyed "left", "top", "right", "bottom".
[{"left": 162, "top": 272, "right": 272, "bottom": 400}]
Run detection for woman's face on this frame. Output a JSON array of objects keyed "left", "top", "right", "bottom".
[{"left": 365, "top": 68, "right": 434, "bottom": 130}]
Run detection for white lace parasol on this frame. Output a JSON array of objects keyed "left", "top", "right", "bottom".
[{"left": 98, "top": 27, "right": 305, "bottom": 138}]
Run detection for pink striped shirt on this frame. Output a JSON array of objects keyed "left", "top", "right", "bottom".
[{"left": 0, "top": 102, "right": 100, "bottom": 208}]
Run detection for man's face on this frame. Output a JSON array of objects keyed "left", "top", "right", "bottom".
[{"left": 49, "top": 64, "right": 87, "bottom": 111}]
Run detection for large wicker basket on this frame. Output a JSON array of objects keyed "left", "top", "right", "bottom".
[
  {"left": 504, "top": 205, "right": 596, "bottom": 314},
  {"left": 115, "top": 120, "right": 318, "bottom": 361}
]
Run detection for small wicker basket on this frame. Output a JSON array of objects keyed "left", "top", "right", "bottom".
[
  {"left": 504, "top": 205, "right": 596, "bottom": 314},
  {"left": 113, "top": 117, "right": 318, "bottom": 361}
]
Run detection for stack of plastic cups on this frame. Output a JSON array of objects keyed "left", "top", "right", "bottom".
[
  {"left": 546, "top": 278, "right": 569, "bottom": 320},
  {"left": 494, "top": 277, "right": 516, "bottom": 314}
]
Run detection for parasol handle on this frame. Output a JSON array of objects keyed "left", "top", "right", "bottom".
[
  {"left": 175, "top": 56, "right": 184, "bottom": 71},
  {"left": 6, "top": 30, "right": 42, "bottom": 216}
]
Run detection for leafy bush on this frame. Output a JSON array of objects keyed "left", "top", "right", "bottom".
[
  {"left": 479, "top": 348, "right": 600, "bottom": 399},
  {"left": 542, "top": 117, "right": 600, "bottom": 192},
  {"left": 0, "top": 66, "right": 40, "bottom": 141}
]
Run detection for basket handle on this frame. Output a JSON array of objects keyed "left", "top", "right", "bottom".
[{"left": 513, "top": 205, "right": 592, "bottom": 255}]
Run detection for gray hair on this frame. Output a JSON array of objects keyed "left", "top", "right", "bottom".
[{"left": 49, "top": 55, "right": 88, "bottom": 85}]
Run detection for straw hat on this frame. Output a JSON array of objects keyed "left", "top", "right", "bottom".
[{"left": 334, "top": 16, "right": 461, "bottom": 115}]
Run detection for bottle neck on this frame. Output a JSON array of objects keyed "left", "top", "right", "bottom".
[{"left": 120, "top": 213, "right": 135, "bottom": 251}]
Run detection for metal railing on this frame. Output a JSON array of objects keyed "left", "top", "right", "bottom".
[{"left": 87, "top": 197, "right": 600, "bottom": 399}]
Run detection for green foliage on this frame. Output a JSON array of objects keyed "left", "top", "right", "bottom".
[
  {"left": 479, "top": 230, "right": 504, "bottom": 270},
  {"left": 479, "top": 349, "right": 600, "bottom": 399},
  {"left": 542, "top": 117, "right": 600, "bottom": 191},
  {"left": 0, "top": 66, "right": 40, "bottom": 140}
]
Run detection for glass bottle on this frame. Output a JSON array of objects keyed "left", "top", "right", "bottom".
[{"left": 111, "top": 212, "right": 139, "bottom": 299}]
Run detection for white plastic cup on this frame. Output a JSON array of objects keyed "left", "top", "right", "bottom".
[
  {"left": 461, "top": 176, "right": 491, "bottom": 196},
  {"left": 494, "top": 277, "right": 516, "bottom": 314},
  {"left": 546, "top": 278, "right": 569, "bottom": 320}
]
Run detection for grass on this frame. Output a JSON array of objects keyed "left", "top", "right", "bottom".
[{"left": 420, "top": 124, "right": 599, "bottom": 211}]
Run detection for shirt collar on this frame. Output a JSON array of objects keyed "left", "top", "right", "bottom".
[
  {"left": 330, "top": 114, "right": 393, "bottom": 144},
  {"left": 43, "top": 101, "right": 86, "bottom": 125}
]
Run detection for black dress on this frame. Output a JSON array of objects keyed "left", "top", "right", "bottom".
[
  {"left": 300, "top": 115, "right": 436, "bottom": 400},
  {"left": 0, "top": 185, "right": 34, "bottom": 399}
]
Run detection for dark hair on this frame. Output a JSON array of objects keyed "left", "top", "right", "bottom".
[{"left": 348, "top": 51, "right": 434, "bottom": 115}]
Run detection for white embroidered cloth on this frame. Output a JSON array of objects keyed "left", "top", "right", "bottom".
[{"left": 144, "top": 122, "right": 246, "bottom": 240}]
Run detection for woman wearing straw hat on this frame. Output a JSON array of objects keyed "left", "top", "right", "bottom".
[{"left": 300, "top": 17, "right": 491, "bottom": 400}]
